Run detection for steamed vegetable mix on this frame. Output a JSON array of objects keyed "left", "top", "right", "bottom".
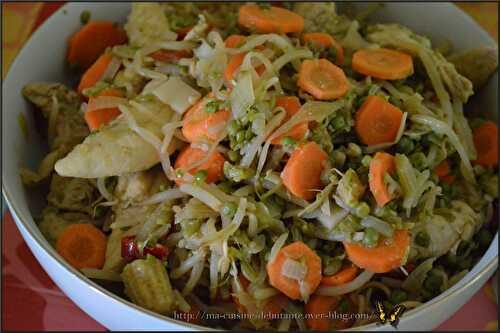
[{"left": 21, "top": 2, "right": 498, "bottom": 331}]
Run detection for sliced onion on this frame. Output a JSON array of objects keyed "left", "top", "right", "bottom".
[
  {"left": 317, "top": 206, "right": 349, "bottom": 230},
  {"left": 139, "top": 188, "right": 186, "bottom": 206},
  {"left": 317, "top": 270, "right": 375, "bottom": 296},
  {"left": 282, "top": 258, "right": 307, "bottom": 281},
  {"left": 332, "top": 194, "right": 356, "bottom": 213},
  {"left": 87, "top": 96, "right": 127, "bottom": 113},
  {"left": 179, "top": 184, "right": 222, "bottom": 211},
  {"left": 171, "top": 249, "right": 206, "bottom": 278},
  {"left": 100, "top": 56, "right": 121, "bottom": 82},
  {"left": 360, "top": 216, "right": 394, "bottom": 237},
  {"left": 269, "top": 232, "right": 288, "bottom": 263},
  {"left": 97, "top": 177, "right": 114, "bottom": 202},
  {"left": 153, "top": 76, "right": 201, "bottom": 114}
]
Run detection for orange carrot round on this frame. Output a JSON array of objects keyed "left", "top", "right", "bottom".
[
  {"left": 302, "top": 32, "right": 344, "bottom": 66},
  {"left": 56, "top": 223, "right": 107, "bottom": 269},
  {"left": 434, "top": 159, "right": 456, "bottom": 184},
  {"left": 266, "top": 241, "right": 322, "bottom": 300},
  {"left": 149, "top": 49, "right": 192, "bottom": 63},
  {"left": 352, "top": 48, "right": 414, "bottom": 80},
  {"left": 343, "top": 229, "right": 410, "bottom": 273},
  {"left": 238, "top": 4, "right": 304, "bottom": 34},
  {"left": 355, "top": 95, "right": 403, "bottom": 145},
  {"left": 85, "top": 88, "right": 124, "bottom": 131},
  {"left": 305, "top": 295, "right": 339, "bottom": 331},
  {"left": 369, "top": 152, "right": 397, "bottom": 207},
  {"left": 182, "top": 95, "right": 231, "bottom": 143},
  {"left": 473, "top": 121, "right": 498, "bottom": 167},
  {"left": 174, "top": 146, "right": 225, "bottom": 185},
  {"left": 281, "top": 142, "right": 328, "bottom": 200},
  {"left": 77, "top": 53, "right": 113, "bottom": 95},
  {"left": 297, "top": 59, "right": 350, "bottom": 100},
  {"left": 67, "top": 21, "right": 127, "bottom": 70},
  {"left": 271, "top": 96, "right": 308, "bottom": 145},
  {"left": 225, "top": 35, "right": 247, "bottom": 48},
  {"left": 321, "top": 265, "right": 359, "bottom": 286}
]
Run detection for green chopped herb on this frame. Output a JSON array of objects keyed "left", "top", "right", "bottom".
[
  {"left": 80, "top": 10, "right": 91, "bottom": 24},
  {"left": 281, "top": 136, "right": 297, "bottom": 147},
  {"left": 205, "top": 100, "right": 221, "bottom": 113},
  {"left": 194, "top": 169, "right": 208, "bottom": 183},
  {"left": 362, "top": 227, "right": 379, "bottom": 247}
]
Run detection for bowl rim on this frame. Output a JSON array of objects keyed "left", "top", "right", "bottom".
[{"left": 2, "top": 2, "right": 498, "bottom": 331}]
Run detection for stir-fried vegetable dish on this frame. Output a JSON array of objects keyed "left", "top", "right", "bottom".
[{"left": 21, "top": 2, "right": 498, "bottom": 330}]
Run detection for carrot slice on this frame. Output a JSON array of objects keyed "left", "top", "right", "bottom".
[
  {"left": 174, "top": 146, "right": 225, "bottom": 185},
  {"left": 263, "top": 294, "right": 288, "bottom": 317},
  {"left": 281, "top": 142, "right": 328, "bottom": 200},
  {"left": 343, "top": 229, "right": 410, "bottom": 273},
  {"left": 434, "top": 159, "right": 456, "bottom": 184},
  {"left": 56, "top": 223, "right": 107, "bottom": 269},
  {"left": 85, "top": 88, "right": 124, "bottom": 131},
  {"left": 302, "top": 32, "right": 344, "bottom": 66},
  {"left": 352, "top": 48, "right": 414, "bottom": 80},
  {"left": 149, "top": 49, "right": 192, "bottom": 63},
  {"left": 297, "top": 59, "right": 350, "bottom": 100},
  {"left": 305, "top": 295, "right": 339, "bottom": 331},
  {"left": 266, "top": 241, "right": 322, "bottom": 300},
  {"left": 176, "top": 26, "right": 193, "bottom": 40},
  {"left": 271, "top": 96, "right": 308, "bottom": 145},
  {"left": 355, "top": 95, "right": 403, "bottom": 146},
  {"left": 238, "top": 4, "right": 304, "bottom": 34},
  {"left": 77, "top": 53, "right": 113, "bottom": 95},
  {"left": 473, "top": 121, "right": 498, "bottom": 167},
  {"left": 225, "top": 35, "right": 247, "bottom": 48},
  {"left": 182, "top": 94, "right": 231, "bottom": 143},
  {"left": 369, "top": 152, "right": 396, "bottom": 207},
  {"left": 67, "top": 21, "right": 127, "bottom": 70},
  {"left": 321, "top": 265, "right": 359, "bottom": 286}
]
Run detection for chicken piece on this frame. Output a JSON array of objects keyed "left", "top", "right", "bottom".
[
  {"left": 448, "top": 47, "right": 498, "bottom": 90},
  {"left": 54, "top": 97, "right": 175, "bottom": 178},
  {"left": 47, "top": 174, "right": 97, "bottom": 214},
  {"left": 21, "top": 83, "right": 89, "bottom": 185},
  {"left": 38, "top": 207, "right": 94, "bottom": 246},
  {"left": 366, "top": 24, "right": 474, "bottom": 103},
  {"left": 409, "top": 200, "right": 482, "bottom": 260},
  {"left": 292, "top": 2, "right": 351, "bottom": 36},
  {"left": 124, "top": 3, "right": 176, "bottom": 47}
]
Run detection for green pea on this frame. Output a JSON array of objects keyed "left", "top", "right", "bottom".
[
  {"left": 396, "top": 136, "right": 415, "bottom": 154},
  {"left": 424, "top": 274, "right": 442, "bottom": 293},
  {"left": 355, "top": 202, "right": 370, "bottom": 218},
  {"left": 175, "top": 169, "right": 185, "bottom": 178},
  {"left": 477, "top": 229, "right": 493, "bottom": 248},
  {"left": 194, "top": 169, "right": 208, "bottom": 183},
  {"left": 282, "top": 137, "right": 296, "bottom": 147},
  {"left": 222, "top": 202, "right": 238, "bottom": 218},
  {"left": 332, "top": 150, "right": 346, "bottom": 167},
  {"left": 228, "top": 150, "right": 240, "bottom": 162},
  {"left": 362, "top": 227, "right": 379, "bottom": 247},
  {"left": 80, "top": 10, "right": 91, "bottom": 24},
  {"left": 331, "top": 116, "right": 346, "bottom": 130},
  {"left": 346, "top": 143, "right": 362, "bottom": 157},
  {"left": 322, "top": 257, "right": 342, "bottom": 276},
  {"left": 389, "top": 289, "right": 408, "bottom": 304},
  {"left": 415, "top": 231, "right": 430, "bottom": 247},
  {"left": 205, "top": 100, "right": 220, "bottom": 113},
  {"left": 409, "top": 152, "right": 428, "bottom": 170},
  {"left": 361, "top": 155, "right": 372, "bottom": 167}
]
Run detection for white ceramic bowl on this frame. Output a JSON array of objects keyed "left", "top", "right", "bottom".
[{"left": 2, "top": 2, "right": 498, "bottom": 331}]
